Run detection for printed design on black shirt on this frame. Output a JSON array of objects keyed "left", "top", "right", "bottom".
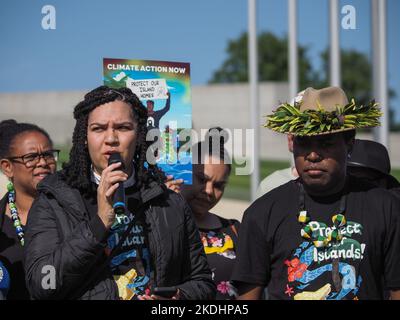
[
  {"left": 201, "top": 230, "right": 238, "bottom": 298},
  {"left": 216, "top": 280, "right": 237, "bottom": 297},
  {"left": 107, "top": 212, "right": 152, "bottom": 300},
  {"left": 284, "top": 219, "right": 365, "bottom": 300},
  {"left": 201, "top": 230, "right": 236, "bottom": 259}
]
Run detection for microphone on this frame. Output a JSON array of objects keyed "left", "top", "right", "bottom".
[{"left": 108, "top": 153, "right": 126, "bottom": 215}]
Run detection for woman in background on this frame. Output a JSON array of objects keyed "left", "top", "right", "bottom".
[
  {"left": 182, "top": 127, "right": 240, "bottom": 299},
  {"left": 0, "top": 120, "right": 58, "bottom": 299}
]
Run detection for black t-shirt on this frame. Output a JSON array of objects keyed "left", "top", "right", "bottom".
[
  {"left": 198, "top": 216, "right": 240, "bottom": 300},
  {"left": 82, "top": 184, "right": 154, "bottom": 300},
  {"left": 0, "top": 193, "right": 30, "bottom": 300},
  {"left": 231, "top": 176, "right": 400, "bottom": 300}
]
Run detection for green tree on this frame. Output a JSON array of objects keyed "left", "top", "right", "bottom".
[
  {"left": 210, "top": 32, "right": 398, "bottom": 131},
  {"left": 318, "top": 49, "right": 397, "bottom": 130},
  {"left": 209, "top": 32, "right": 315, "bottom": 89},
  {"left": 318, "top": 49, "right": 373, "bottom": 104}
]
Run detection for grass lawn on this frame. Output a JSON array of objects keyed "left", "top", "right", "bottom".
[
  {"left": 57, "top": 144, "right": 71, "bottom": 169},
  {"left": 56, "top": 144, "right": 400, "bottom": 202},
  {"left": 392, "top": 168, "right": 400, "bottom": 183},
  {"left": 224, "top": 160, "right": 290, "bottom": 200},
  {"left": 226, "top": 161, "right": 400, "bottom": 201}
]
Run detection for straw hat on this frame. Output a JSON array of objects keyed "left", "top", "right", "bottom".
[{"left": 264, "top": 86, "right": 382, "bottom": 136}]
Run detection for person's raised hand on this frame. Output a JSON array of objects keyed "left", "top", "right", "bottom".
[{"left": 165, "top": 175, "right": 184, "bottom": 193}]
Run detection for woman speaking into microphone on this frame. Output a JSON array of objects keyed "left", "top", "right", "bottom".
[{"left": 24, "top": 86, "right": 215, "bottom": 300}]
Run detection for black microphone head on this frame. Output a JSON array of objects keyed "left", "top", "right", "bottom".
[
  {"left": 108, "top": 153, "right": 123, "bottom": 167},
  {"left": 108, "top": 153, "right": 126, "bottom": 215}
]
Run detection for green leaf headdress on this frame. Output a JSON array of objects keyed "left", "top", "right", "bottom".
[{"left": 264, "top": 87, "right": 382, "bottom": 136}]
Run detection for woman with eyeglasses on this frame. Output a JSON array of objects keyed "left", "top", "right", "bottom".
[{"left": 0, "top": 119, "right": 58, "bottom": 299}]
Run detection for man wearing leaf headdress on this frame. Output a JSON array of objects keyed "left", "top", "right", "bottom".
[{"left": 231, "top": 87, "right": 400, "bottom": 300}]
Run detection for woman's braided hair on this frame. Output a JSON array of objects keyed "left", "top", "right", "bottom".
[{"left": 62, "top": 85, "right": 166, "bottom": 192}]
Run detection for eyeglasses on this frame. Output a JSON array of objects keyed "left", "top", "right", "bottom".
[{"left": 8, "top": 149, "right": 60, "bottom": 168}]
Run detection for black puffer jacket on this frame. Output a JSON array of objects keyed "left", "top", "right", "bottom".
[{"left": 24, "top": 173, "right": 215, "bottom": 300}]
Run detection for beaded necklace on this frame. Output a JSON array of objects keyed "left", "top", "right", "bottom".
[
  {"left": 297, "top": 182, "right": 348, "bottom": 248},
  {"left": 6, "top": 182, "right": 25, "bottom": 247},
  {"left": 297, "top": 182, "right": 348, "bottom": 292}
]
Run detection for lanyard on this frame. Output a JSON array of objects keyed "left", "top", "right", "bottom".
[
  {"left": 297, "top": 182, "right": 348, "bottom": 294},
  {"left": 297, "top": 182, "right": 348, "bottom": 247}
]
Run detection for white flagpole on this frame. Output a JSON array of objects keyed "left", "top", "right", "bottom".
[
  {"left": 248, "top": 0, "right": 260, "bottom": 201},
  {"left": 330, "top": 0, "right": 341, "bottom": 87},
  {"left": 371, "top": 0, "right": 380, "bottom": 142},
  {"left": 378, "top": 0, "right": 389, "bottom": 148},
  {"left": 289, "top": 0, "right": 298, "bottom": 100},
  {"left": 372, "top": 0, "right": 389, "bottom": 147}
]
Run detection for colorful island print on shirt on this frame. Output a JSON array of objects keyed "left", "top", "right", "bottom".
[
  {"left": 200, "top": 227, "right": 238, "bottom": 299},
  {"left": 284, "top": 218, "right": 366, "bottom": 300},
  {"left": 106, "top": 212, "right": 153, "bottom": 300}
]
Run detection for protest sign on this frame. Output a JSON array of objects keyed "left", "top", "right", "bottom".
[{"left": 103, "top": 58, "right": 192, "bottom": 184}]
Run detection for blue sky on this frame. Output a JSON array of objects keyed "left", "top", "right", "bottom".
[{"left": 0, "top": 0, "right": 399, "bottom": 120}]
